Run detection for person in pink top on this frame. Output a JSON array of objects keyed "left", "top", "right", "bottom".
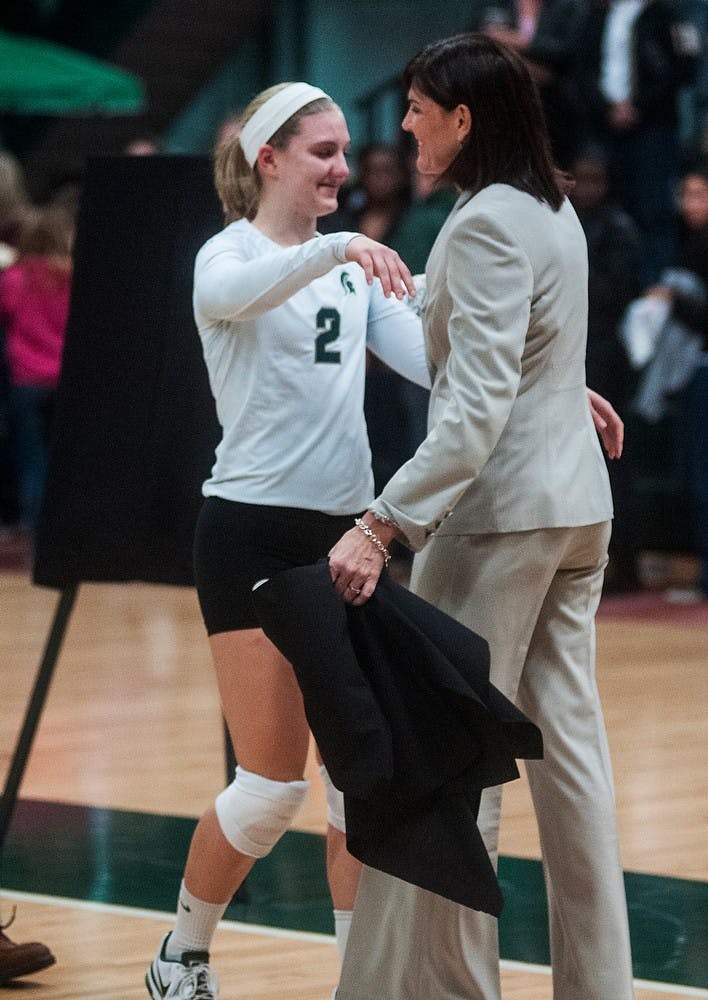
[{"left": 0, "top": 205, "right": 74, "bottom": 530}]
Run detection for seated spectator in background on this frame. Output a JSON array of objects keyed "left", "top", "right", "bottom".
[
  {"left": 0, "top": 205, "right": 74, "bottom": 534},
  {"left": 570, "top": 144, "right": 644, "bottom": 591},
  {"left": 574, "top": 0, "right": 701, "bottom": 283},
  {"left": 469, "top": 0, "right": 587, "bottom": 167}
]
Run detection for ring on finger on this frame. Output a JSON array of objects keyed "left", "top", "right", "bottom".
[{"left": 347, "top": 584, "right": 362, "bottom": 595}]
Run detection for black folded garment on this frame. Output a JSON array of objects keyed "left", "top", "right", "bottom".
[{"left": 251, "top": 562, "right": 542, "bottom": 917}]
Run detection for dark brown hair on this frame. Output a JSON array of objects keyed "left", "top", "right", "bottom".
[{"left": 403, "top": 33, "right": 566, "bottom": 209}]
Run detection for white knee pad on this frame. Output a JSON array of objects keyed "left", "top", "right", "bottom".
[
  {"left": 319, "top": 764, "right": 346, "bottom": 833},
  {"left": 215, "top": 766, "right": 309, "bottom": 858}
]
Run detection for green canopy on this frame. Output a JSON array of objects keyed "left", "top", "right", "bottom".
[{"left": 0, "top": 30, "right": 146, "bottom": 115}]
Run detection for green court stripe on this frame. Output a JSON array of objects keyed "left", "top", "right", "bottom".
[
  {"left": 3, "top": 800, "right": 707, "bottom": 989},
  {"left": 497, "top": 855, "right": 708, "bottom": 989}
]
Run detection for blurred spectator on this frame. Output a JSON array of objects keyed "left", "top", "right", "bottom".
[
  {"left": 0, "top": 150, "right": 35, "bottom": 530},
  {"left": 386, "top": 169, "right": 457, "bottom": 467},
  {"left": 324, "top": 142, "right": 412, "bottom": 241},
  {"left": 469, "top": 0, "right": 587, "bottom": 167},
  {"left": 0, "top": 287, "right": 18, "bottom": 530},
  {"left": 677, "top": 0, "right": 708, "bottom": 160},
  {"left": 570, "top": 144, "right": 644, "bottom": 590},
  {"left": 0, "top": 150, "right": 36, "bottom": 252},
  {"left": 677, "top": 161, "right": 708, "bottom": 283},
  {"left": 616, "top": 162, "right": 707, "bottom": 592},
  {"left": 390, "top": 168, "right": 457, "bottom": 275},
  {"left": 0, "top": 205, "right": 74, "bottom": 534},
  {"left": 570, "top": 145, "right": 643, "bottom": 416},
  {"left": 672, "top": 162, "right": 708, "bottom": 598},
  {"left": 574, "top": 0, "right": 701, "bottom": 283}
]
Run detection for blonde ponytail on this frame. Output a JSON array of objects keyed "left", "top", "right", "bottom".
[{"left": 214, "top": 134, "right": 258, "bottom": 222}]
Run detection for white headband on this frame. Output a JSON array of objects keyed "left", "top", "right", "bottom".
[{"left": 240, "top": 83, "right": 331, "bottom": 168}]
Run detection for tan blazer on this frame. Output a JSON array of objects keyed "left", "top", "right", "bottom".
[{"left": 372, "top": 183, "right": 613, "bottom": 550}]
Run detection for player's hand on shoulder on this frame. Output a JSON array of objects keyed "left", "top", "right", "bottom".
[{"left": 344, "top": 235, "right": 416, "bottom": 300}]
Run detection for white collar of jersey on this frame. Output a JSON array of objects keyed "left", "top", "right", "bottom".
[{"left": 240, "top": 83, "right": 330, "bottom": 169}]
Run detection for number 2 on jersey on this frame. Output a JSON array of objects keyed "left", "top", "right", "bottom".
[{"left": 315, "top": 307, "right": 341, "bottom": 364}]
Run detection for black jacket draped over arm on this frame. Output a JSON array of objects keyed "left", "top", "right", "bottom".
[{"left": 251, "top": 562, "right": 542, "bottom": 916}]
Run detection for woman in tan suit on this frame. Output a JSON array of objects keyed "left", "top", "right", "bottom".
[{"left": 328, "top": 33, "right": 635, "bottom": 1000}]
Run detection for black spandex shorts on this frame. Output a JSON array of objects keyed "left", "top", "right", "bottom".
[{"left": 193, "top": 497, "right": 359, "bottom": 634}]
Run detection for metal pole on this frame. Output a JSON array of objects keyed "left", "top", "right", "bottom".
[{"left": 0, "top": 585, "right": 78, "bottom": 849}]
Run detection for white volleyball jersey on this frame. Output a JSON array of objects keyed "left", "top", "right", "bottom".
[{"left": 193, "top": 219, "right": 429, "bottom": 514}]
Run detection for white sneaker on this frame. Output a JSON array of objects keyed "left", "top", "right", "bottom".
[{"left": 146, "top": 933, "right": 219, "bottom": 999}]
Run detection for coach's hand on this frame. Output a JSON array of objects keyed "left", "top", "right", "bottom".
[
  {"left": 328, "top": 513, "right": 399, "bottom": 605},
  {"left": 587, "top": 387, "right": 624, "bottom": 460}
]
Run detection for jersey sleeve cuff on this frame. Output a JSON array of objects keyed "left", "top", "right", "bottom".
[{"left": 330, "top": 232, "right": 361, "bottom": 264}]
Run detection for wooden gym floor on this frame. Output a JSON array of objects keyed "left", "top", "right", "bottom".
[{"left": 1, "top": 545, "right": 707, "bottom": 998}]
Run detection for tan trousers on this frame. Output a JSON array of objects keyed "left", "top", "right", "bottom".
[{"left": 337, "top": 522, "right": 635, "bottom": 1000}]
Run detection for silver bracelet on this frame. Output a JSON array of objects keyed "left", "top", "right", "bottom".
[{"left": 354, "top": 517, "right": 392, "bottom": 566}]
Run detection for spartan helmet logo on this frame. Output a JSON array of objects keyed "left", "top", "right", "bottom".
[{"left": 340, "top": 271, "right": 356, "bottom": 294}]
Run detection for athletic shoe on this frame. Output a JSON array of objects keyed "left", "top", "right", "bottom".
[{"left": 146, "top": 933, "right": 219, "bottom": 999}]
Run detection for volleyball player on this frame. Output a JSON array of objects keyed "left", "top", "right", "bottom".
[{"left": 144, "top": 82, "right": 428, "bottom": 1000}]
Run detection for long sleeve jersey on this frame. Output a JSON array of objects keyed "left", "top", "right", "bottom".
[{"left": 193, "top": 218, "right": 429, "bottom": 514}]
